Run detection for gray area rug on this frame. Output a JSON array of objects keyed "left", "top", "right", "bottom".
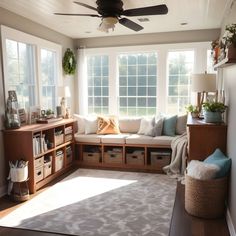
[{"left": 0, "top": 169, "right": 177, "bottom": 236}]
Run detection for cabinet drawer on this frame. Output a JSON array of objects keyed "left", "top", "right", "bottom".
[
  {"left": 150, "top": 153, "right": 171, "bottom": 168},
  {"left": 55, "top": 134, "right": 64, "bottom": 146},
  {"left": 104, "top": 152, "right": 122, "bottom": 164},
  {"left": 126, "top": 152, "right": 144, "bottom": 165},
  {"left": 55, "top": 154, "right": 64, "bottom": 172},
  {"left": 65, "top": 134, "right": 73, "bottom": 142},
  {"left": 34, "top": 156, "right": 44, "bottom": 168},
  {"left": 44, "top": 162, "right": 52, "bottom": 178},
  {"left": 35, "top": 166, "right": 44, "bottom": 183},
  {"left": 83, "top": 152, "right": 100, "bottom": 163}
]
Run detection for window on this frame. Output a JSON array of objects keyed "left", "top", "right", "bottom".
[
  {"left": 167, "top": 51, "right": 194, "bottom": 114},
  {"left": 87, "top": 55, "right": 109, "bottom": 114},
  {"left": 81, "top": 42, "right": 211, "bottom": 117},
  {"left": 118, "top": 53, "right": 157, "bottom": 116},
  {"left": 5, "top": 39, "right": 36, "bottom": 108},
  {"left": 1, "top": 25, "right": 62, "bottom": 112},
  {"left": 40, "top": 49, "right": 57, "bottom": 110}
]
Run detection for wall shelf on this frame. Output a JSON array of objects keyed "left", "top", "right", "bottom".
[
  {"left": 214, "top": 57, "right": 236, "bottom": 69},
  {"left": 214, "top": 46, "right": 236, "bottom": 69}
]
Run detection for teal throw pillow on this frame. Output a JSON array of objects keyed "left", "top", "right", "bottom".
[
  {"left": 204, "top": 148, "right": 231, "bottom": 178},
  {"left": 162, "top": 115, "right": 177, "bottom": 136}
]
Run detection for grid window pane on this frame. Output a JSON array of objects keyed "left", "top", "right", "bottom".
[
  {"left": 118, "top": 53, "right": 157, "bottom": 116},
  {"left": 41, "top": 49, "right": 57, "bottom": 111},
  {"left": 86, "top": 55, "right": 109, "bottom": 115},
  {"left": 6, "top": 39, "right": 36, "bottom": 109},
  {"left": 167, "top": 51, "right": 194, "bottom": 114},
  {"left": 128, "top": 76, "right": 136, "bottom": 86}
]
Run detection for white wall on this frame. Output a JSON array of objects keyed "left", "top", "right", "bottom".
[
  {"left": 0, "top": 7, "right": 75, "bottom": 195},
  {"left": 220, "top": 1, "right": 236, "bottom": 232},
  {"left": 76, "top": 29, "right": 220, "bottom": 48}
]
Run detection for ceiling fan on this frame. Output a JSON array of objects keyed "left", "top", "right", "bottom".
[{"left": 54, "top": 0, "right": 168, "bottom": 33}]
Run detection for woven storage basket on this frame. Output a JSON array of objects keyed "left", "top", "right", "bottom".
[{"left": 185, "top": 174, "right": 228, "bottom": 219}]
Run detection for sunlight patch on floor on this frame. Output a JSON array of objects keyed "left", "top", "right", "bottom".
[{"left": 0, "top": 175, "right": 137, "bottom": 226}]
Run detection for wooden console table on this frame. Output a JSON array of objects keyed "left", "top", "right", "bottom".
[{"left": 187, "top": 115, "right": 227, "bottom": 161}]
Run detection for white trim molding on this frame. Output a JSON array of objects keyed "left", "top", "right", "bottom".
[{"left": 227, "top": 207, "right": 236, "bottom": 236}]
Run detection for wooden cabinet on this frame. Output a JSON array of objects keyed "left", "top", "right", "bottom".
[
  {"left": 76, "top": 143, "right": 172, "bottom": 173},
  {"left": 4, "top": 119, "right": 75, "bottom": 193},
  {"left": 187, "top": 115, "right": 227, "bottom": 161}
]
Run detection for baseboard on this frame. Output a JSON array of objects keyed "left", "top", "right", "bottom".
[
  {"left": 227, "top": 207, "right": 236, "bottom": 236},
  {"left": 0, "top": 184, "right": 7, "bottom": 197}
]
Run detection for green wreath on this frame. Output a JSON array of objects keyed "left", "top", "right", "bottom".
[{"left": 62, "top": 48, "right": 76, "bottom": 75}]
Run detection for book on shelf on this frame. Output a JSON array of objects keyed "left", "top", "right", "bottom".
[{"left": 33, "top": 134, "right": 41, "bottom": 156}]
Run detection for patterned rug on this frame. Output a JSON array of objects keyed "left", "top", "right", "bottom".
[{"left": 0, "top": 169, "right": 177, "bottom": 236}]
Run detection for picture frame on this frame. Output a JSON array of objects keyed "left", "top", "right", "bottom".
[
  {"left": 28, "top": 106, "right": 41, "bottom": 124},
  {"left": 18, "top": 108, "right": 27, "bottom": 126},
  {"left": 8, "top": 90, "right": 17, "bottom": 102}
]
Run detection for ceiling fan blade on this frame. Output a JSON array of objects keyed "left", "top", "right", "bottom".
[
  {"left": 73, "top": 1, "right": 97, "bottom": 11},
  {"left": 119, "top": 18, "right": 143, "bottom": 32},
  {"left": 123, "top": 4, "right": 168, "bottom": 16},
  {"left": 54, "top": 13, "right": 100, "bottom": 17}
]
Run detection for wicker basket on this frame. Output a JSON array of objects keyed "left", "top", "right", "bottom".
[{"left": 185, "top": 174, "right": 228, "bottom": 219}]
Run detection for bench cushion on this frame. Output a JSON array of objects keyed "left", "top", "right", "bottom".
[
  {"left": 125, "top": 134, "right": 175, "bottom": 146},
  {"left": 125, "top": 134, "right": 154, "bottom": 145},
  {"left": 101, "top": 134, "right": 130, "bottom": 144},
  {"left": 74, "top": 134, "right": 102, "bottom": 143},
  {"left": 152, "top": 136, "right": 175, "bottom": 146}
]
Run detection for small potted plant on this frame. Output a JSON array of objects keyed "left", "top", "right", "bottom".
[
  {"left": 185, "top": 105, "right": 199, "bottom": 118},
  {"left": 202, "top": 102, "right": 227, "bottom": 123},
  {"left": 46, "top": 109, "right": 54, "bottom": 119}
]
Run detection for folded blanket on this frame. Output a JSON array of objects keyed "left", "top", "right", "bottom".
[{"left": 163, "top": 132, "right": 188, "bottom": 178}]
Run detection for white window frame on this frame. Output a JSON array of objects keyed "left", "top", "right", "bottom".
[
  {"left": 1, "top": 25, "right": 62, "bottom": 109},
  {"left": 81, "top": 42, "right": 211, "bottom": 116}
]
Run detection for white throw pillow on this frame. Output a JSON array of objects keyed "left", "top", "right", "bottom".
[
  {"left": 187, "top": 160, "right": 220, "bottom": 180},
  {"left": 176, "top": 114, "right": 187, "bottom": 135},
  {"left": 119, "top": 117, "right": 141, "bottom": 133},
  {"left": 84, "top": 116, "right": 98, "bottom": 134},
  {"left": 138, "top": 117, "right": 155, "bottom": 136},
  {"left": 73, "top": 114, "right": 85, "bottom": 134}
]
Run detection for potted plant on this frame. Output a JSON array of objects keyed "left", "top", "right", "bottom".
[
  {"left": 46, "top": 109, "right": 54, "bottom": 119},
  {"left": 185, "top": 104, "right": 199, "bottom": 118},
  {"left": 202, "top": 102, "right": 227, "bottom": 123},
  {"left": 222, "top": 24, "right": 236, "bottom": 60}
]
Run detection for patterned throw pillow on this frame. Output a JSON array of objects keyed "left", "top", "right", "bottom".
[{"left": 97, "top": 116, "right": 120, "bottom": 134}]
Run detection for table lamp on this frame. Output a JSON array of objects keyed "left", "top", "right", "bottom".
[{"left": 191, "top": 73, "right": 216, "bottom": 114}]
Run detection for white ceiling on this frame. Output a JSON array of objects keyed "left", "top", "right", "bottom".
[{"left": 0, "top": 0, "right": 232, "bottom": 39}]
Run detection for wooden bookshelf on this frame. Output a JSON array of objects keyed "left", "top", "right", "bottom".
[{"left": 4, "top": 119, "right": 75, "bottom": 194}]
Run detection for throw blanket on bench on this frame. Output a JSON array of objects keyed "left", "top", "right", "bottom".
[{"left": 163, "top": 132, "right": 188, "bottom": 178}]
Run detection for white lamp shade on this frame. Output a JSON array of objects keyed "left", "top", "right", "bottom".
[
  {"left": 64, "top": 86, "right": 71, "bottom": 98},
  {"left": 191, "top": 73, "right": 216, "bottom": 92},
  {"left": 57, "top": 87, "right": 64, "bottom": 97}
]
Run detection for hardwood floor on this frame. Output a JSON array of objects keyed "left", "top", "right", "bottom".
[
  {"left": 0, "top": 171, "right": 230, "bottom": 236},
  {"left": 169, "top": 181, "right": 230, "bottom": 236}
]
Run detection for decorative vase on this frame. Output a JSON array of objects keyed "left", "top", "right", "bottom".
[
  {"left": 204, "top": 111, "right": 222, "bottom": 123},
  {"left": 5, "top": 90, "right": 21, "bottom": 129}
]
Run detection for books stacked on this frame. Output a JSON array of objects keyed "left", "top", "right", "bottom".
[{"left": 33, "top": 134, "right": 48, "bottom": 156}]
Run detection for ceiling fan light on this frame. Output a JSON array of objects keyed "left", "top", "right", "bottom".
[{"left": 98, "top": 17, "right": 118, "bottom": 33}]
